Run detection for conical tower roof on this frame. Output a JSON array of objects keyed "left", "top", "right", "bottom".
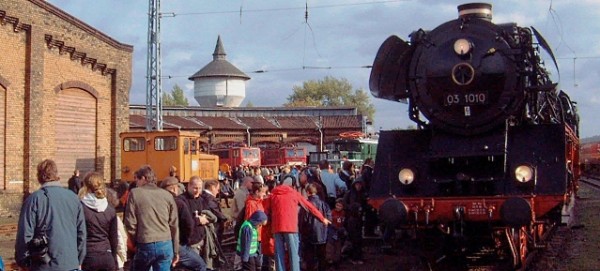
[{"left": 189, "top": 35, "right": 250, "bottom": 80}]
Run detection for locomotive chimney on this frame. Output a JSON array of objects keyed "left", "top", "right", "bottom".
[{"left": 458, "top": 3, "right": 492, "bottom": 21}]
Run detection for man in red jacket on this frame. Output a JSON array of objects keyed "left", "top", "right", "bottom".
[{"left": 263, "top": 184, "right": 331, "bottom": 271}]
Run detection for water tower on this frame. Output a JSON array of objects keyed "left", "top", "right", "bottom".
[{"left": 189, "top": 36, "right": 250, "bottom": 107}]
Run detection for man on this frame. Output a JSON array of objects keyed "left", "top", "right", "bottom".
[
  {"left": 318, "top": 159, "right": 348, "bottom": 208},
  {"left": 359, "top": 158, "right": 378, "bottom": 237},
  {"left": 124, "top": 165, "right": 179, "bottom": 271},
  {"left": 161, "top": 177, "right": 207, "bottom": 271},
  {"left": 178, "top": 176, "right": 210, "bottom": 254},
  {"left": 67, "top": 169, "right": 82, "bottom": 194},
  {"left": 202, "top": 179, "right": 229, "bottom": 244},
  {"left": 15, "top": 159, "right": 86, "bottom": 270}
]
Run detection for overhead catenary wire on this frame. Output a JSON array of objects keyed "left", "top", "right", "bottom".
[{"left": 167, "top": 0, "right": 409, "bottom": 16}]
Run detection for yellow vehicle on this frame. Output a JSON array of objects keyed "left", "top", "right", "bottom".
[{"left": 120, "top": 130, "right": 219, "bottom": 182}]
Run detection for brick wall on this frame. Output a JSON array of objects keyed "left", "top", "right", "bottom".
[{"left": 0, "top": 0, "right": 132, "bottom": 211}]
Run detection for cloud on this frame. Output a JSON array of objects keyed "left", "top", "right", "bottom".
[{"left": 47, "top": 0, "right": 600, "bottom": 138}]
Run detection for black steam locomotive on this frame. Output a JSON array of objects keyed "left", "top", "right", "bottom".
[{"left": 368, "top": 3, "right": 579, "bottom": 269}]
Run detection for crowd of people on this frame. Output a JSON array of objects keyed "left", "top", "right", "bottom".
[{"left": 14, "top": 157, "right": 378, "bottom": 271}]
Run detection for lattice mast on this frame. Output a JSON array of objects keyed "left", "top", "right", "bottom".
[{"left": 145, "top": 0, "right": 163, "bottom": 131}]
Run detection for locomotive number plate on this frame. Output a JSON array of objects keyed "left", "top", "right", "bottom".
[
  {"left": 444, "top": 92, "right": 488, "bottom": 106},
  {"left": 467, "top": 201, "right": 487, "bottom": 216}
]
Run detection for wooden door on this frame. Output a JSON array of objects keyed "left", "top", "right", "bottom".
[{"left": 55, "top": 88, "right": 96, "bottom": 181}]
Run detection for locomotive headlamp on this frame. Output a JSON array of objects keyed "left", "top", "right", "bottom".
[
  {"left": 514, "top": 165, "right": 534, "bottom": 183},
  {"left": 453, "top": 38, "right": 472, "bottom": 55},
  {"left": 398, "top": 168, "right": 415, "bottom": 185}
]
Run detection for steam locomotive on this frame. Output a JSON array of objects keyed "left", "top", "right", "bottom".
[{"left": 368, "top": 3, "right": 579, "bottom": 269}]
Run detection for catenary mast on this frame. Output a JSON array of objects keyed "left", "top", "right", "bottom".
[{"left": 145, "top": 0, "right": 163, "bottom": 131}]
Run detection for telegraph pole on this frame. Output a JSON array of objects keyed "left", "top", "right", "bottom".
[{"left": 146, "top": 0, "right": 163, "bottom": 131}]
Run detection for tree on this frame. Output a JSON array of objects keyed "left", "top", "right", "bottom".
[
  {"left": 284, "top": 76, "right": 375, "bottom": 121},
  {"left": 162, "top": 84, "right": 189, "bottom": 106}
]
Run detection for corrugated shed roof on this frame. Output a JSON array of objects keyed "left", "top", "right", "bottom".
[
  {"left": 129, "top": 114, "right": 363, "bottom": 131},
  {"left": 322, "top": 115, "right": 362, "bottom": 128},
  {"left": 276, "top": 116, "right": 319, "bottom": 129},
  {"left": 192, "top": 116, "right": 246, "bottom": 130},
  {"left": 237, "top": 117, "right": 278, "bottom": 129},
  {"left": 163, "top": 116, "right": 208, "bottom": 129},
  {"left": 129, "top": 114, "right": 146, "bottom": 129},
  {"left": 129, "top": 115, "right": 187, "bottom": 130}
]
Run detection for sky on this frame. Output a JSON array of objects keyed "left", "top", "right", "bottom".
[{"left": 46, "top": 0, "right": 600, "bottom": 138}]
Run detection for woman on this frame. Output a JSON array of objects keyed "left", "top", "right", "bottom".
[{"left": 79, "top": 172, "right": 119, "bottom": 271}]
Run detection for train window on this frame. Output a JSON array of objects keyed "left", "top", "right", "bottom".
[
  {"left": 216, "top": 150, "right": 229, "bottom": 159},
  {"left": 184, "top": 138, "right": 190, "bottom": 154},
  {"left": 244, "top": 149, "right": 259, "bottom": 158},
  {"left": 191, "top": 139, "right": 198, "bottom": 154},
  {"left": 155, "top": 136, "right": 177, "bottom": 151},
  {"left": 123, "top": 137, "right": 145, "bottom": 152}
]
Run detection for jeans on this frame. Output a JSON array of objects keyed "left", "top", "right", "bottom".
[
  {"left": 131, "top": 240, "right": 174, "bottom": 271},
  {"left": 178, "top": 245, "right": 207, "bottom": 271},
  {"left": 274, "top": 233, "right": 300, "bottom": 271}
]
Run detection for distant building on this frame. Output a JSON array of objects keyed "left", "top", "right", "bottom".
[
  {"left": 129, "top": 105, "right": 367, "bottom": 152},
  {"left": 189, "top": 35, "right": 250, "bottom": 107}
]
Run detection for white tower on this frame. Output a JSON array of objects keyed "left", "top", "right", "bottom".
[{"left": 189, "top": 36, "right": 250, "bottom": 107}]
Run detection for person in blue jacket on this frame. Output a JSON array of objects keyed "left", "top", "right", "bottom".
[
  {"left": 236, "top": 210, "right": 268, "bottom": 271},
  {"left": 15, "top": 159, "right": 87, "bottom": 271}
]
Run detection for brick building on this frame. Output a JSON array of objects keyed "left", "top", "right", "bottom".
[{"left": 0, "top": 0, "right": 132, "bottom": 204}]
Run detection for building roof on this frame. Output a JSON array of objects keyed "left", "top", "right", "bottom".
[
  {"left": 129, "top": 114, "right": 362, "bottom": 131},
  {"left": 188, "top": 35, "right": 250, "bottom": 80}
]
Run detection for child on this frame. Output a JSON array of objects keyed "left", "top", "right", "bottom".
[
  {"left": 327, "top": 198, "right": 346, "bottom": 267},
  {"left": 237, "top": 210, "right": 268, "bottom": 271},
  {"left": 299, "top": 183, "right": 332, "bottom": 271}
]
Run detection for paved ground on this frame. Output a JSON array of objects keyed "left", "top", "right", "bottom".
[{"left": 2, "top": 187, "right": 599, "bottom": 271}]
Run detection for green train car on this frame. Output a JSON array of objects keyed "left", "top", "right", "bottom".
[{"left": 309, "top": 136, "right": 378, "bottom": 172}]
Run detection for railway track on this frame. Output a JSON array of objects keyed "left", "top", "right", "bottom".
[{"left": 580, "top": 175, "right": 600, "bottom": 190}]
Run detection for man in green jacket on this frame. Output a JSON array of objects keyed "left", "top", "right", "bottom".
[{"left": 124, "top": 165, "right": 179, "bottom": 271}]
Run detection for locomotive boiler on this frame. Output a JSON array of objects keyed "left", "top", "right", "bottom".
[{"left": 368, "top": 3, "right": 579, "bottom": 269}]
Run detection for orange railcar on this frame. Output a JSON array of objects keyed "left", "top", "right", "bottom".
[
  {"left": 120, "top": 130, "right": 219, "bottom": 182},
  {"left": 581, "top": 141, "right": 600, "bottom": 175}
]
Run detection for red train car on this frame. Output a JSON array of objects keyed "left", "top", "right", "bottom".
[
  {"left": 581, "top": 140, "right": 600, "bottom": 175},
  {"left": 261, "top": 147, "right": 307, "bottom": 167},
  {"left": 210, "top": 146, "right": 261, "bottom": 168}
]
